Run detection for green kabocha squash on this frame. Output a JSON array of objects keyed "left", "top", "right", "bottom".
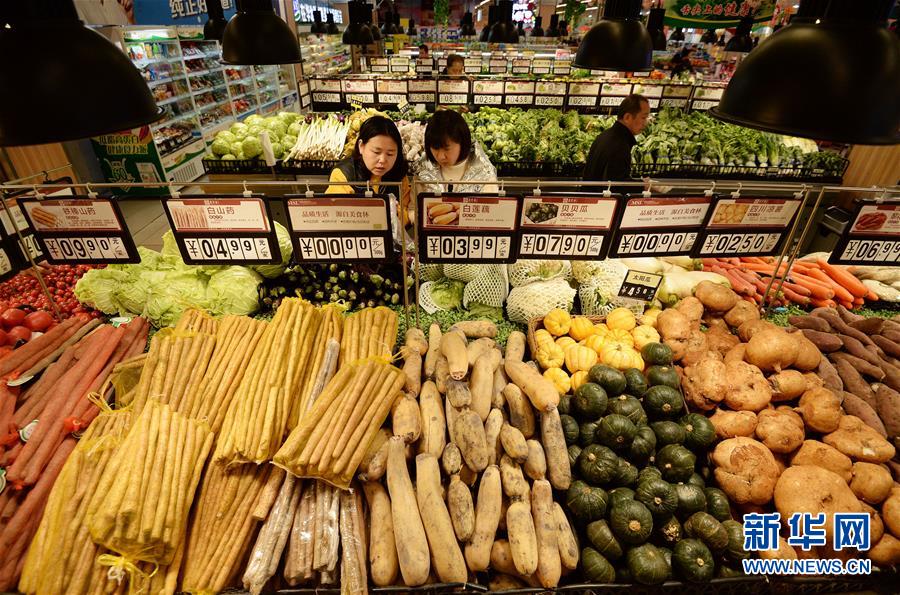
[
  {"left": 628, "top": 425, "right": 656, "bottom": 465},
  {"left": 636, "top": 477, "right": 678, "bottom": 518},
  {"left": 596, "top": 414, "right": 637, "bottom": 450},
  {"left": 643, "top": 385, "right": 684, "bottom": 418},
  {"left": 659, "top": 546, "right": 674, "bottom": 579},
  {"left": 616, "top": 566, "right": 633, "bottom": 583},
  {"left": 581, "top": 547, "right": 616, "bottom": 583},
  {"left": 573, "top": 382, "right": 608, "bottom": 420},
  {"left": 610, "top": 499, "right": 653, "bottom": 545},
  {"left": 587, "top": 519, "right": 624, "bottom": 561},
  {"left": 650, "top": 421, "right": 686, "bottom": 447},
  {"left": 612, "top": 457, "right": 639, "bottom": 487},
  {"left": 588, "top": 364, "right": 627, "bottom": 396},
  {"left": 607, "top": 394, "right": 647, "bottom": 425},
  {"left": 638, "top": 466, "right": 663, "bottom": 484},
  {"left": 673, "top": 538, "right": 715, "bottom": 582},
  {"left": 704, "top": 487, "right": 733, "bottom": 521},
  {"left": 679, "top": 413, "right": 716, "bottom": 451},
  {"left": 687, "top": 473, "right": 705, "bottom": 488},
  {"left": 568, "top": 444, "right": 583, "bottom": 468},
  {"left": 623, "top": 367, "right": 649, "bottom": 397},
  {"left": 675, "top": 483, "right": 708, "bottom": 516},
  {"left": 655, "top": 515, "right": 683, "bottom": 547},
  {"left": 560, "top": 414, "right": 580, "bottom": 445},
  {"left": 577, "top": 444, "right": 619, "bottom": 485},
  {"left": 558, "top": 393, "right": 573, "bottom": 416},
  {"left": 645, "top": 365, "right": 680, "bottom": 389},
  {"left": 609, "top": 487, "right": 635, "bottom": 508},
  {"left": 723, "top": 520, "right": 750, "bottom": 562},
  {"left": 579, "top": 421, "right": 599, "bottom": 447},
  {"left": 655, "top": 444, "right": 696, "bottom": 483},
  {"left": 717, "top": 565, "right": 746, "bottom": 578},
  {"left": 626, "top": 543, "right": 670, "bottom": 586},
  {"left": 641, "top": 342, "right": 673, "bottom": 366},
  {"left": 684, "top": 512, "right": 729, "bottom": 553},
  {"left": 566, "top": 480, "right": 608, "bottom": 522}
]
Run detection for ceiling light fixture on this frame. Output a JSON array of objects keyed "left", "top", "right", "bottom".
[
  {"left": 343, "top": 0, "right": 375, "bottom": 44},
  {"left": 573, "top": 0, "right": 653, "bottom": 70},
  {"left": 645, "top": 6, "right": 666, "bottom": 50},
  {"left": 489, "top": 0, "right": 519, "bottom": 43},
  {"left": 203, "top": 0, "right": 228, "bottom": 41},
  {"left": 222, "top": 0, "right": 302, "bottom": 64}
]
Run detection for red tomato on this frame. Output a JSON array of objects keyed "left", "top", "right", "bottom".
[
  {"left": 24, "top": 311, "right": 53, "bottom": 332},
  {"left": 1, "top": 308, "right": 26, "bottom": 328},
  {"left": 0, "top": 329, "right": 8, "bottom": 346},
  {"left": 8, "top": 326, "right": 31, "bottom": 344}
]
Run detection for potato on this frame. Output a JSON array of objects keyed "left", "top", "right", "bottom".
[
  {"left": 695, "top": 280, "right": 739, "bottom": 312},
  {"left": 680, "top": 329, "right": 711, "bottom": 366},
  {"left": 769, "top": 370, "right": 808, "bottom": 402},
  {"left": 869, "top": 534, "right": 900, "bottom": 566},
  {"left": 738, "top": 319, "right": 776, "bottom": 342},
  {"left": 823, "top": 415, "right": 896, "bottom": 463},
  {"left": 790, "top": 440, "right": 852, "bottom": 483},
  {"left": 745, "top": 328, "right": 799, "bottom": 372},
  {"left": 674, "top": 296, "right": 704, "bottom": 328},
  {"left": 849, "top": 462, "right": 893, "bottom": 504},
  {"left": 774, "top": 465, "right": 864, "bottom": 550},
  {"left": 703, "top": 313, "right": 729, "bottom": 331},
  {"left": 860, "top": 502, "right": 885, "bottom": 543},
  {"left": 817, "top": 358, "right": 844, "bottom": 392},
  {"left": 881, "top": 487, "right": 900, "bottom": 538},
  {"left": 841, "top": 392, "right": 887, "bottom": 437},
  {"left": 710, "top": 409, "right": 758, "bottom": 439},
  {"left": 758, "top": 536, "right": 797, "bottom": 560},
  {"left": 682, "top": 357, "right": 728, "bottom": 410},
  {"left": 724, "top": 343, "right": 746, "bottom": 364},
  {"left": 791, "top": 332, "right": 822, "bottom": 371},
  {"left": 725, "top": 300, "right": 760, "bottom": 329},
  {"left": 756, "top": 409, "right": 804, "bottom": 453},
  {"left": 657, "top": 308, "right": 692, "bottom": 360},
  {"left": 875, "top": 383, "right": 900, "bottom": 439},
  {"left": 803, "top": 372, "right": 824, "bottom": 390},
  {"left": 712, "top": 437, "right": 780, "bottom": 505},
  {"left": 725, "top": 360, "right": 772, "bottom": 412},
  {"left": 706, "top": 326, "right": 740, "bottom": 358},
  {"left": 795, "top": 387, "right": 842, "bottom": 433}
]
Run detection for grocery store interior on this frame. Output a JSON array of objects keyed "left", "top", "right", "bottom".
[{"left": 0, "top": 0, "right": 899, "bottom": 593}]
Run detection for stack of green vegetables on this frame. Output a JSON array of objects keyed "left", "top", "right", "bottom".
[{"left": 560, "top": 342, "right": 748, "bottom": 584}]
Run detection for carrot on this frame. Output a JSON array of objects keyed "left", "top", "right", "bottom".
[
  {"left": 716, "top": 267, "right": 755, "bottom": 295},
  {"left": 742, "top": 256, "right": 768, "bottom": 264},
  {"left": 779, "top": 285, "right": 810, "bottom": 305},
  {"left": 0, "top": 315, "right": 85, "bottom": 377},
  {"left": 804, "top": 268, "right": 854, "bottom": 302},
  {"left": 853, "top": 297, "right": 865, "bottom": 306},
  {"left": 817, "top": 259, "right": 869, "bottom": 298},
  {"left": 810, "top": 298, "right": 837, "bottom": 308},
  {"left": 779, "top": 281, "right": 811, "bottom": 297},
  {"left": 866, "top": 289, "right": 879, "bottom": 301},
  {"left": 788, "top": 274, "right": 835, "bottom": 300},
  {"left": 0, "top": 386, "right": 13, "bottom": 439}
]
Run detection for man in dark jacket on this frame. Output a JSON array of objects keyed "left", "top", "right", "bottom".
[{"left": 583, "top": 94, "right": 650, "bottom": 185}]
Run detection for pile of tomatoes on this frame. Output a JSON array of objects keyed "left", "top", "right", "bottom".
[{"left": 0, "top": 264, "right": 101, "bottom": 320}]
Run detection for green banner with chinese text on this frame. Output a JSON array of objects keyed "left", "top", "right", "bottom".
[{"left": 664, "top": 0, "right": 776, "bottom": 29}]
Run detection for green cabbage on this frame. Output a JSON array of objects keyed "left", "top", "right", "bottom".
[
  {"left": 429, "top": 279, "right": 465, "bottom": 311},
  {"left": 216, "top": 130, "right": 236, "bottom": 144},
  {"left": 242, "top": 137, "right": 262, "bottom": 158},
  {"left": 73, "top": 268, "right": 126, "bottom": 313},
  {"left": 252, "top": 222, "right": 293, "bottom": 279},
  {"left": 206, "top": 267, "right": 262, "bottom": 315},
  {"left": 245, "top": 114, "right": 264, "bottom": 127},
  {"left": 230, "top": 122, "right": 249, "bottom": 138},
  {"left": 264, "top": 119, "right": 287, "bottom": 138},
  {"left": 145, "top": 271, "right": 208, "bottom": 327},
  {"left": 211, "top": 139, "right": 231, "bottom": 156}
]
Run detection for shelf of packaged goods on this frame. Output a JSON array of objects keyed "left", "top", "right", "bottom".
[
  {"left": 156, "top": 93, "right": 193, "bottom": 106},
  {"left": 146, "top": 75, "right": 185, "bottom": 87},
  {"left": 226, "top": 75, "right": 255, "bottom": 86},
  {"left": 257, "top": 85, "right": 278, "bottom": 94},
  {"left": 187, "top": 68, "right": 215, "bottom": 77},
  {"left": 132, "top": 55, "right": 181, "bottom": 68},
  {"left": 183, "top": 52, "right": 221, "bottom": 61},
  {"left": 235, "top": 107, "right": 257, "bottom": 119},
  {"left": 153, "top": 112, "right": 200, "bottom": 130},
  {"left": 230, "top": 90, "right": 256, "bottom": 102},
  {"left": 198, "top": 97, "right": 231, "bottom": 112},
  {"left": 192, "top": 82, "right": 228, "bottom": 95},
  {"left": 156, "top": 135, "right": 199, "bottom": 157}
]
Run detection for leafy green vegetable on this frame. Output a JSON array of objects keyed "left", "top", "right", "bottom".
[{"left": 428, "top": 278, "right": 465, "bottom": 311}]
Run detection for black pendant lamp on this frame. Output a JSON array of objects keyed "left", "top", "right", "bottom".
[
  {"left": 573, "top": 0, "right": 652, "bottom": 70},
  {"left": 670, "top": 27, "right": 685, "bottom": 41},
  {"left": 646, "top": 7, "right": 666, "bottom": 50},
  {"left": 460, "top": 12, "right": 476, "bottom": 36},
  {"left": 517, "top": 21, "right": 525, "bottom": 38},
  {"left": 204, "top": 0, "right": 228, "bottom": 41},
  {"left": 489, "top": 0, "right": 519, "bottom": 43},
  {"left": 0, "top": 0, "right": 162, "bottom": 146},
  {"left": 222, "top": 0, "right": 302, "bottom": 64},
  {"left": 408, "top": 18, "right": 418, "bottom": 36},
  {"left": 310, "top": 10, "right": 327, "bottom": 34},
  {"left": 700, "top": 28, "right": 718, "bottom": 43},
  {"left": 343, "top": 0, "right": 375, "bottom": 44},
  {"left": 711, "top": 0, "right": 900, "bottom": 145},
  {"left": 559, "top": 19, "right": 568, "bottom": 37},
  {"left": 326, "top": 14, "right": 340, "bottom": 34},
  {"left": 724, "top": 15, "right": 753, "bottom": 52},
  {"left": 381, "top": 10, "right": 398, "bottom": 35},
  {"left": 532, "top": 15, "right": 544, "bottom": 37},
  {"left": 480, "top": 6, "right": 497, "bottom": 41},
  {"left": 546, "top": 13, "right": 560, "bottom": 37},
  {"left": 367, "top": 4, "right": 382, "bottom": 41}
]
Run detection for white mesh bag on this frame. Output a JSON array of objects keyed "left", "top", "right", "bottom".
[
  {"left": 463, "top": 265, "right": 509, "bottom": 308},
  {"left": 507, "top": 260, "right": 573, "bottom": 288},
  {"left": 418, "top": 281, "right": 442, "bottom": 314},
  {"left": 506, "top": 278, "right": 577, "bottom": 324},
  {"left": 577, "top": 259, "right": 644, "bottom": 317},
  {"left": 571, "top": 260, "right": 617, "bottom": 284},
  {"left": 444, "top": 264, "right": 486, "bottom": 283},
  {"left": 418, "top": 263, "right": 443, "bottom": 282}
]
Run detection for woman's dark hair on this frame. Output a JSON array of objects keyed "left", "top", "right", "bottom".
[
  {"left": 424, "top": 110, "right": 472, "bottom": 164},
  {"left": 352, "top": 115, "right": 408, "bottom": 180},
  {"left": 442, "top": 53, "right": 464, "bottom": 74}
]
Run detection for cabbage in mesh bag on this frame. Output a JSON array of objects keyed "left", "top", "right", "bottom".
[
  {"left": 506, "top": 278, "right": 576, "bottom": 324},
  {"left": 443, "top": 264, "right": 485, "bottom": 283},
  {"left": 463, "top": 265, "right": 508, "bottom": 308},
  {"left": 507, "top": 260, "right": 572, "bottom": 287},
  {"left": 418, "top": 263, "right": 443, "bottom": 282}
]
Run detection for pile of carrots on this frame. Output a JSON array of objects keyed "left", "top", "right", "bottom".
[{"left": 702, "top": 257, "right": 874, "bottom": 309}]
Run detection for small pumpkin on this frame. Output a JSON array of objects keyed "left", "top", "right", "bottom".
[
  {"left": 558, "top": 393, "right": 573, "bottom": 416},
  {"left": 581, "top": 547, "right": 616, "bottom": 583},
  {"left": 567, "top": 444, "right": 582, "bottom": 468},
  {"left": 543, "top": 367, "right": 571, "bottom": 396},
  {"left": 643, "top": 385, "right": 685, "bottom": 418},
  {"left": 609, "top": 487, "right": 636, "bottom": 508},
  {"left": 675, "top": 483, "right": 708, "bottom": 516},
  {"left": 623, "top": 368, "right": 649, "bottom": 397},
  {"left": 641, "top": 307, "right": 662, "bottom": 328},
  {"left": 535, "top": 342, "right": 565, "bottom": 369},
  {"left": 596, "top": 414, "right": 637, "bottom": 450},
  {"left": 593, "top": 322, "right": 610, "bottom": 336},
  {"left": 583, "top": 333, "right": 608, "bottom": 354},
  {"left": 600, "top": 342, "right": 641, "bottom": 371},
  {"left": 607, "top": 307, "right": 637, "bottom": 331},
  {"left": 566, "top": 344, "right": 599, "bottom": 373},
  {"left": 610, "top": 499, "right": 653, "bottom": 545},
  {"left": 703, "top": 488, "right": 732, "bottom": 522},
  {"left": 588, "top": 365, "right": 627, "bottom": 396},
  {"left": 673, "top": 538, "right": 714, "bottom": 582},
  {"left": 566, "top": 480, "right": 608, "bottom": 522},
  {"left": 646, "top": 364, "right": 679, "bottom": 388},
  {"left": 607, "top": 394, "right": 648, "bottom": 425},
  {"left": 679, "top": 413, "right": 716, "bottom": 451},
  {"left": 655, "top": 444, "right": 696, "bottom": 483},
  {"left": 684, "top": 512, "right": 729, "bottom": 553},
  {"left": 534, "top": 328, "right": 555, "bottom": 349},
  {"left": 655, "top": 515, "right": 683, "bottom": 546},
  {"left": 570, "top": 370, "right": 589, "bottom": 391},
  {"left": 587, "top": 520, "right": 624, "bottom": 561},
  {"left": 723, "top": 520, "right": 750, "bottom": 562},
  {"left": 641, "top": 342, "right": 674, "bottom": 367},
  {"left": 632, "top": 324, "right": 661, "bottom": 350},
  {"left": 573, "top": 382, "right": 608, "bottom": 420},
  {"left": 627, "top": 543, "right": 669, "bottom": 586},
  {"left": 717, "top": 565, "right": 745, "bottom": 578},
  {"left": 612, "top": 457, "right": 639, "bottom": 487},
  {"left": 577, "top": 444, "right": 619, "bottom": 485},
  {"left": 544, "top": 308, "right": 571, "bottom": 336},
  {"left": 556, "top": 336, "right": 577, "bottom": 351},
  {"left": 687, "top": 473, "right": 706, "bottom": 489},
  {"left": 636, "top": 477, "right": 678, "bottom": 517},
  {"left": 628, "top": 425, "right": 657, "bottom": 465},
  {"left": 578, "top": 421, "right": 599, "bottom": 447},
  {"left": 569, "top": 316, "right": 595, "bottom": 341},
  {"left": 650, "top": 421, "right": 687, "bottom": 447},
  {"left": 560, "top": 414, "right": 580, "bottom": 445},
  {"left": 606, "top": 328, "right": 636, "bottom": 347},
  {"left": 659, "top": 547, "right": 674, "bottom": 579}
]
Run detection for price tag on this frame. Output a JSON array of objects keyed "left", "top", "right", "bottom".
[
  {"left": 553, "top": 60, "right": 571, "bottom": 75},
  {"left": 691, "top": 99, "right": 718, "bottom": 111},
  {"left": 349, "top": 95, "right": 364, "bottom": 110},
  {"left": 368, "top": 57, "right": 389, "bottom": 73},
  {"left": 505, "top": 94, "right": 533, "bottom": 106},
  {"left": 512, "top": 58, "right": 530, "bottom": 74},
  {"left": 535, "top": 95, "right": 565, "bottom": 107},
  {"left": 314, "top": 79, "right": 342, "bottom": 92},
  {"left": 440, "top": 93, "right": 468, "bottom": 105},
  {"left": 519, "top": 194, "right": 620, "bottom": 260},
  {"left": 617, "top": 269, "right": 663, "bottom": 303},
  {"left": 830, "top": 199, "right": 900, "bottom": 266},
  {"left": 418, "top": 193, "right": 521, "bottom": 264},
  {"left": 569, "top": 95, "right": 598, "bottom": 108},
  {"left": 0, "top": 198, "right": 43, "bottom": 266},
  {"left": 474, "top": 94, "right": 503, "bottom": 105},
  {"left": 532, "top": 58, "right": 552, "bottom": 74},
  {"left": 633, "top": 84, "right": 663, "bottom": 98},
  {"left": 17, "top": 196, "right": 139, "bottom": 264},
  {"left": 161, "top": 195, "right": 280, "bottom": 265},
  {"left": 489, "top": 58, "right": 508, "bottom": 73},
  {"left": 415, "top": 57, "right": 435, "bottom": 74},
  {"left": 694, "top": 86, "right": 724, "bottom": 100},
  {"left": 660, "top": 97, "right": 688, "bottom": 108},
  {"left": 464, "top": 57, "right": 482, "bottom": 74},
  {"left": 663, "top": 84, "right": 692, "bottom": 98},
  {"left": 397, "top": 97, "right": 412, "bottom": 116},
  {"left": 691, "top": 195, "right": 802, "bottom": 258},
  {"left": 285, "top": 194, "right": 392, "bottom": 263},
  {"left": 390, "top": 56, "right": 410, "bottom": 73},
  {"left": 602, "top": 82, "right": 633, "bottom": 96},
  {"left": 312, "top": 91, "right": 341, "bottom": 104},
  {"left": 609, "top": 195, "right": 713, "bottom": 258}
]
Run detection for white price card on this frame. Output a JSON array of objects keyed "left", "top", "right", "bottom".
[
  {"left": 285, "top": 194, "right": 393, "bottom": 263},
  {"left": 505, "top": 94, "right": 534, "bottom": 106},
  {"left": 518, "top": 194, "right": 620, "bottom": 260},
  {"left": 17, "top": 196, "right": 139, "bottom": 264},
  {"left": 368, "top": 57, "right": 389, "bottom": 73},
  {"left": 830, "top": 199, "right": 900, "bottom": 266},
  {"left": 390, "top": 56, "right": 410, "bottom": 73},
  {"left": 0, "top": 247, "right": 12, "bottom": 280},
  {"left": 610, "top": 195, "right": 712, "bottom": 257},
  {"left": 162, "top": 195, "right": 280, "bottom": 265},
  {"left": 696, "top": 233, "right": 782, "bottom": 256},
  {"left": 440, "top": 93, "right": 469, "bottom": 105},
  {"left": 418, "top": 193, "right": 521, "bottom": 264},
  {"left": 691, "top": 194, "right": 802, "bottom": 258},
  {"left": 534, "top": 95, "right": 565, "bottom": 107}
]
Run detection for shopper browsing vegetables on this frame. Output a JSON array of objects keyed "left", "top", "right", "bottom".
[
  {"left": 417, "top": 109, "right": 499, "bottom": 194},
  {"left": 583, "top": 94, "right": 650, "bottom": 187}
]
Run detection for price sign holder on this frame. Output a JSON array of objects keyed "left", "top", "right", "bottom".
[
  {"left": 691, "top": 193, "right": 803, "bottom": 258},
  {"left": 17, "top": 194, "right": 139, "bottom": 264},
  {"left": 609, "top": 193, "right": 714, "bottom": 258},
  {"left": 618, "top": 269, "right": 663, "bottom": 303},
  {"left": 418, "top": 193, "right": 521, "bottom": 264},
  {"left": 519, "top": 193, "right": 621, "bottom": 260},
  {"left": 284, "top": 193, "right": 393, "bottom": 263},
  {"left": 1, "top": 192, "right": 45, "bottom": 273},
  {"left": 161, "top": 194, "right": 281, "bottom": 265},
  {"left": 415, "top": 57, "right": 435, "bottom": 75},
  {"left": 829, "top": 198, "right": 900, "bottom": 266}
]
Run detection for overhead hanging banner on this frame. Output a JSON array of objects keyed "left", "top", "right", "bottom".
[{"left": 664, "top": 0, "right": 776, "bottom": 29}]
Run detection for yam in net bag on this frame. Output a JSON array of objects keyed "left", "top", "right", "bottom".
[
  {"left": 506, "top": 278, "right": 577, "bottom": 323},
  {"left": 463, "top": 264, "right": 509, "bottom": 308},
  {"left": 507, "top": 260, "right": 572, "bottom": 287}
]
